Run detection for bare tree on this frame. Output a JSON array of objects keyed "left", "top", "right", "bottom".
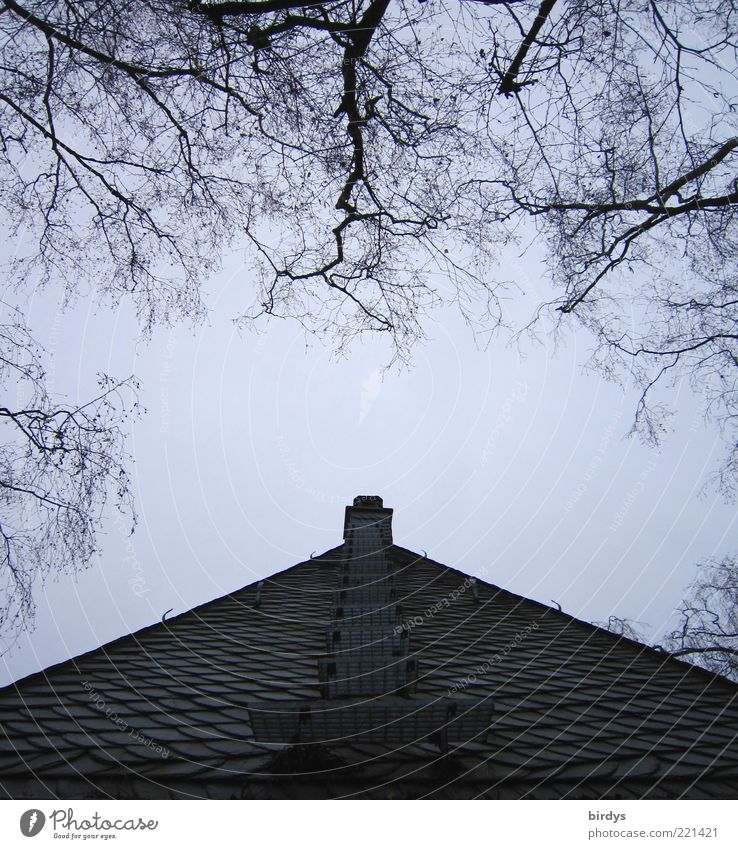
[
  {"left": 0, "top": 2, "right": 736, "bottom": 476},
  {"left": 663, "top": 556, "right": 738, "bottom": 682},
  {"left": 0, "top": 303, "right": 139, "bottom": 642},
  {"left": 597, "top": 558, "right": 738, "bottom": 683},
  {"left": 596, "top": 615, "right": 648, "bottom": 643}
]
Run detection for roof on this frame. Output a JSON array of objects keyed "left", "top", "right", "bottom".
[{"left": 0, "top": 500, "right": 737, "bottom": 800}]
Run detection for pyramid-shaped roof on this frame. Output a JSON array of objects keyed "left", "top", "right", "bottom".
[{"left": 0, "top": 497, "right": 736, "bottom": 799}]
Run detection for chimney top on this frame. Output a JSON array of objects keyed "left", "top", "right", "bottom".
[
  {"left": 344, "top": 496, "right": 393, "bottom": 542},
  {"left": 352, "top": 495, "right": 383, "bottom": 509}
]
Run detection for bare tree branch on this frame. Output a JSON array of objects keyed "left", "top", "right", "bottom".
[
  {"left": 0, "top": 0, "right": 735, "bottom": 484},
  {"left": 0, "top": 303, "right": 140, "bottom": 642},
  {"left": 664, "top": 556, "right": 738, "bottom": 682}
]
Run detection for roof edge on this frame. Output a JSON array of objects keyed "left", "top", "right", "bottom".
[
  {"left": 0, "top": 544, "right": 346, "bottom": 694},
  {"left": 389, "top": 544, "right": 738, "bottom": 693}
]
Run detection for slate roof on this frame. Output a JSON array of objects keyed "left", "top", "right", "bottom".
[{"left": 0, "top": 497, "right": 736, "bottom": 799}]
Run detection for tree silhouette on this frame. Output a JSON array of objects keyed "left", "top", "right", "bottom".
[
  {"left": 0, "top": 1, "right": 736, "bottom": 632},
  {"left": 664, "top": 556, "right": 738, "bottom": 683},
  {"left": 0, "top": 304, "right": 139, "bottom": 641},
  {"left": 2, "top": 3, "right": 732, "bottom": 341},
  {"left": 599, "top": 557, "right": 738, "bottom": 683}
]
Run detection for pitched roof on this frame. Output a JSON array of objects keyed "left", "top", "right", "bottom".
[{"left": 0, "top": 500, "right": 736, "bottom": 800}]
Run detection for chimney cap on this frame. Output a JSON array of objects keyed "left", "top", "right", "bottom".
[{"left": 352, "top": 495, "right": 384, "bottom": 508}]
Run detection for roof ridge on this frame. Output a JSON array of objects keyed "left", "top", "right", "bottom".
[{"left": 3, "top": 541, "right": 736, "bottom": 696}]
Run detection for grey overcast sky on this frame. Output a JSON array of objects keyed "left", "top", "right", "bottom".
[{"left": 1, "top": 236, "right": 736, "bottom": 688}]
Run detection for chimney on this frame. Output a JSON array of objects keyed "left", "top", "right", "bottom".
[{"left": 343, "top": 495, "right": 393, "bottom": 546}]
